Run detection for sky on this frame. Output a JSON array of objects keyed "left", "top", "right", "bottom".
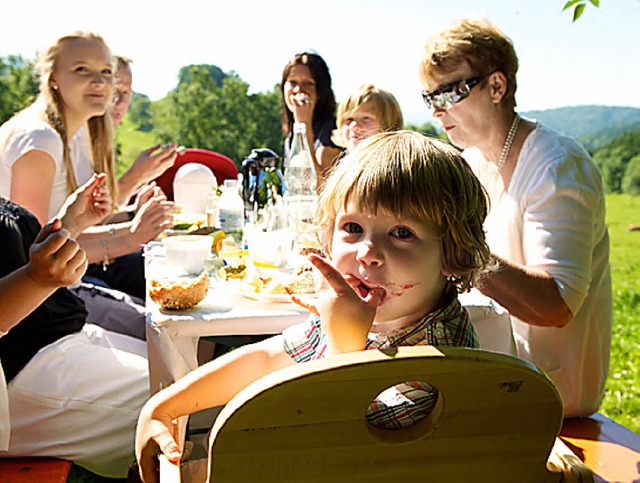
[{"left": 2, "top": 0, "right": 639, "bottom": 124}]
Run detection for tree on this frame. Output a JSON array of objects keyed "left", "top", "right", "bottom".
[
  {"left": 592, "top": 129, "right": 640, "bottom": 193},
  {"left": 151, "top": 65, "right": 282, "bottom": 167},
  {"left": 128, "top": 92, "right": 154, "bottom": 132},
  {"left": 622, "top": 154, "right": 640, "bottom": 195},
  {"left": 247, "top": 86, "right": 284, "bottom": 158},
  {"left": 0, "top": 55, "right": 38, "bottom": 124}
]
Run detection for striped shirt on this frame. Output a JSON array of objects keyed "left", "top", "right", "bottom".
[{"left": 282, "top": 295, "right": 478, "bottom": 430}]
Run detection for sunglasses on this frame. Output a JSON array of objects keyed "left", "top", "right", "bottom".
[{"left": 421, "top": 76, "right": 484, "bottom": 110}]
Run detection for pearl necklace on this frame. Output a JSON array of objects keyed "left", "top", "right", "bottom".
[{"left": 496, "top": 113, "right": 520, "bottom": 173}]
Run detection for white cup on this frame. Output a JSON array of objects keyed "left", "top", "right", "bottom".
[
  {"left": 163, "top": 235, "right": 212, "bottom": 274},
  {"left": 246, "top": 228, "right": 295, "bottom": 268}
]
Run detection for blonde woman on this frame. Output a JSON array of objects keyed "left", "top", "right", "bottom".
[{"left": 0, "top": 32, "right": 174, "bottom": 299}]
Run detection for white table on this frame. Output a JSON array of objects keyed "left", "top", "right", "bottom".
[{"left": 144, "top": 243, "right": 309, "bottom": 394}]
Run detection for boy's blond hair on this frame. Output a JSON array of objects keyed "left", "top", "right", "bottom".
[
  {"left": 333, "top": 84, "right": 403, "bottom": 147},
  {"left": 419, "top": 18, "right": 519, "bottom": 108},
  {"left": 317, "top": 130, "right": 491, "bottom": 292}
]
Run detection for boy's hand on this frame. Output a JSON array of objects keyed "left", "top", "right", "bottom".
[
  {"left": 303, "top": 254, "right": 383, "bottom": 354},
  {"left": 136, "top": 404, "right": 182, "bottom": 483},
  {"left": 27, "top": 219, "right": 88, "bottom": 288}
]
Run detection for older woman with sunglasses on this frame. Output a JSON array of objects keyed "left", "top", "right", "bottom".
[{"left": 419, "top": 18, "right": 612, "bottom": 418}]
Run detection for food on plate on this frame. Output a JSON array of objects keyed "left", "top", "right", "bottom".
[
  {"left": 237, "top": 261, "right": 317, "bottom": 297},
  {"left": 284, "top": 266, "right": 316, "bottom": 294},
  {"left": 172, "top": 212, "right": 207, "bottom": 232},
  {"left": 224, "top": 264, "right": 247, "bottom": 280},
  {"left": 149, "top": 270, "right": 209, "bottom": 310}
]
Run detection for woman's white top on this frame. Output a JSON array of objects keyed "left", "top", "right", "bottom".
[
  {"left": 464, "top": 123, "right": 612, "bottom": 417},
  {"left": 0, "top": 103, "right": 92, "bottom": 220}
]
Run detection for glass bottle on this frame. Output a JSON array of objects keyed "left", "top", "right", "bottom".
[{"left": 283, "top": 122, "right": 318, "bottom": 247}]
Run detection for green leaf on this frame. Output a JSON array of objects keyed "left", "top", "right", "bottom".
[
  {"left": 563, "top": 0, "right": 582, "bottom": 11},
  {"left": 573, "top": 3, "right": 586, "bottom": 21},
  {"left": 588, "top": 0, "right": 600, "bottom": 6}
]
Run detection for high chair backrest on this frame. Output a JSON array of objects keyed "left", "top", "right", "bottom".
[
  {"left": 197, "top": 346, "right": 576, "bottom": 483},
  {"left": 155, "top": 148, "right": 238, "bottom": 201}
]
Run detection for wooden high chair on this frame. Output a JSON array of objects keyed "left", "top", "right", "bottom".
[{"left": 160, "top": 346, "right": 592, "bottom": 482}]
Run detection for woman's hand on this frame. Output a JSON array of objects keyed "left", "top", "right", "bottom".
[
  {"left": 135, "top": 402, "right": 182, "bottom": 483},
  {"left": 130, "top": 144, "right": 178, "bottom": 185},
  {"left": 290, "top": 93, "right": 314, "bottom": 126},
  {"left": 128, "top": 191, "right": 175, "bottom": 246},
  {"left": 27, "top": 219, "right": 88, "bottom": 288},
  {"left": 130, "top": 182, "right": 164, "bottom": 216},
  {"left": 57, "top": 173, "right": 112, "bottom": 236},
  {"left": 294, "top": 254, "right": 383, "bottom": 354},
  {"left": 117, "top": 144, "right": 178, "bottom": 204}
]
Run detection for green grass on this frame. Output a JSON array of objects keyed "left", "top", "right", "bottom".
[
  {"left": 114, "top": 118, "right": 159, "bottom": 178},
  {"left": 599, "top": 194, "right": 640, "bottom": 432}
]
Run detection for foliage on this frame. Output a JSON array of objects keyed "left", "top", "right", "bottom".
[
  {"left": 151, "top": 64, "right": 282, "bottom": 167},
  {"left": 621, "top": 155, "right": 640, "bottom": 195},
  {"left": 128, "top": 92, "right": 154, "bottom": 132},
  {"left": 0, "top": 55, "right": 38, "bottom": 124},
  {"left": 593, "top": 129, "right": 640, "bottom": 193},
  {"left": 404, "top": 122, "right": 448, "bottom": 141},
  {"left": 178, "top": 64, "right": 226, "bottom": 88},
  {"left": 522, "top": 105, "right": 640, "bottom": 142},
  {"left": 581, "top": 120, "right": 640, "bottom": 152},
  {"left": 562, "top": 0, "right": 600, "bottom": 22}
]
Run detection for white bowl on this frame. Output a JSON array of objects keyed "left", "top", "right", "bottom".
[{"left": 163, "top": 235, "right": 212, "bottom": 274}]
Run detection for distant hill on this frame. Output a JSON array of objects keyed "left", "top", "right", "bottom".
[{"left": 522, "top": 105, "right": 640, "bottom": 150}]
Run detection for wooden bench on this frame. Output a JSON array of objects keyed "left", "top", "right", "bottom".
[
  {"left": 560, "top": 412, "right": 640, "bottom": 482},
  {"left": 0, "top": 457, "right": 72, "bottom": 483}
]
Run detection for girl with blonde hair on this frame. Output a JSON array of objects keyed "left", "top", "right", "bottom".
[
  {"left": 334, "top": 84, "right": 404, "bottom": 151},
  {"left": 0, "top": 32, "right": 174, "bottom": 301}
]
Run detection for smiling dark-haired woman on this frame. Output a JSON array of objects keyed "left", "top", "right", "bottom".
[
  {"left": 419, "top": 18, "right": 612, "bottom": 418},
  {"left": 280, "top": 52, "right": 341, "bottom": 189}
]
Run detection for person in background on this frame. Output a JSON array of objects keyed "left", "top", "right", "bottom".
[
  {"left": 0, "top": 174, "right": 150, "bottom": 478},
  {"left": 135, "top": 131, "right": 492, "bottom": 482},
  {"left": 280, "top": 52, "right": 341, "bottom": 188},
  {"left": 109, "top": 55, "right": 179, "bottom": 205},
  {"left": 419, "top": 17, "right": 612, "bottom": 418},
  {"left": 333, "top": 83, "right": 404, "bottom": 152}
]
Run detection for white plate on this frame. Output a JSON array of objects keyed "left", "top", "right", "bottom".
[
  {"left": 238, "top": 290, "right": 296, "bottom": 304},
  {"left": 229, "top": 282, "right": 317, "bottom": 305}
]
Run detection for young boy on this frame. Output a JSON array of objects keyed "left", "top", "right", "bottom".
[
  {"left": 334, "top": 84, "right": 404, "bottom": 151},
  {"left": 135, "top": 131, "right": 492, "bottom": 482}
]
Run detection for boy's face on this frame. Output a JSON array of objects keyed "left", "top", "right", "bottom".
[
  {"left": 331, "top": 203, "right": 447, "bottom": 327},
  {"left": 340, "top": 103, "right": 380, "bottom": 151}
]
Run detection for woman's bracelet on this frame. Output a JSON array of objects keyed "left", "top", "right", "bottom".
[{"left": 101, "top": 224, "right": 116, "bottom": 271}]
